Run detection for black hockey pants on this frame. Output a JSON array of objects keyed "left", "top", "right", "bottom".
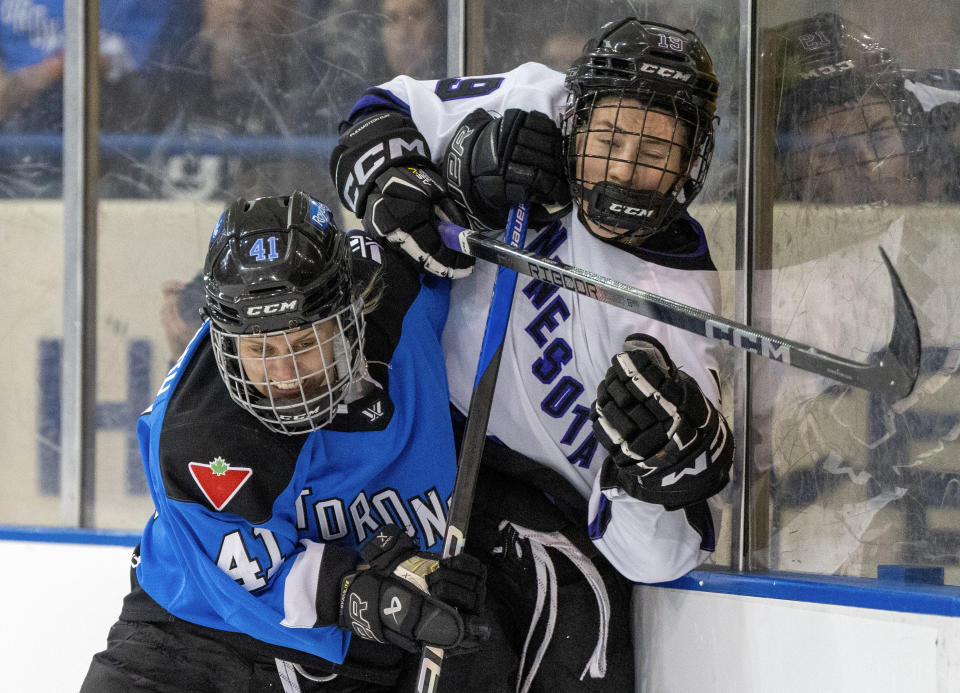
[
  {"left": 81, "top": 616, "right": 504, "bottom": 692},
  {"left": 80, "top": 619, "right": 379, "bottom": 693},
  {"left": 431, "top": 463, "right": 637, "bottom": 693}
]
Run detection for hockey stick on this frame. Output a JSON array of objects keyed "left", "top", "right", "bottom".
[
  {"left": 437, "top": 222, "right": 921, "bottom": 399},
  {"left": 416, "top": 204, "right": 531, "bottom": 693}
]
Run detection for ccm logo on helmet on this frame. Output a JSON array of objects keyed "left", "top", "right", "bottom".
[
  {"left": 609, "top": 203, "right": 653, "bottom": 217},
  {"left": 246, "top": 300, "right": 299, "bottom": 316},
  {"left": 799, "top": 59, "right": 855, "bottom": 81},
  {"left": 342, "top": 137, "right": 427, "bottom": 212},
  {"left": 640, "top": 63, "right": 692, "bottom": 82}
]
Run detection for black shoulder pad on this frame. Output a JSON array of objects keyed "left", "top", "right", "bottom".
[{"left": 360, "top": 241, "right": 423, "bottom": 374}]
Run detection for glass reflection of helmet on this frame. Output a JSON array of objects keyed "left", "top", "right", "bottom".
[
  {"left": 773, "top": 12, "right": 902, "bottom": 114},
  {"left": 562, "top": 17, "right": 719, "bottom": 241},
  {"left": 771, "top": 13, "right": 923, "bottom": 201},
  {"left": 203, "top": 191, "right": 365, "bottom": 434}
]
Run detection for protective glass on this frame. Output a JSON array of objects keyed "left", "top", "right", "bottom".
[
  {"left": 209, "top": 297, "right": 365, "bottom": 434},
  {"left": 564, "top": 90, "right": 714, "bottom": 241}
]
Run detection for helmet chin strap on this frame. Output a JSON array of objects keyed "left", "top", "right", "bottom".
[{"left": 579, "top": 181, "right": 669, "bottom": 241}]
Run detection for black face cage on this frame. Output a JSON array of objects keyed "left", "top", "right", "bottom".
[
  {"left": 209, "top": 297, "right": 366, "bottom": 435},
  {"left": 563, "top": 89, "right": 715, "bottom": 241},
  {"left": 777, "top": 71, "right": 924, "bottom": 204}
]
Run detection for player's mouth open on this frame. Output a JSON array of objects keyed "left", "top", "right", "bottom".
[
  {"left": 268, "top": 375, "right": 328, "bottom": 400},
  {"left": 268, "top": 380, "right": 304, "bottom": 399}
]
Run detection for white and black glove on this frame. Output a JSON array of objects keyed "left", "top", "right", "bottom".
[
  {"left": 339, "top": 524, "right": 487, "bottom": 653},
  {"left": 590, "top": 334, "right": 733, "bottom": 510},
  {"left": 444, "top": 108, "right": 571, "bottom": 232},
  {"left": 363, "top": 165, "right": 474, "bottom": 278},
  {"left": 331, "top": 112, "right": 474, "bottom": 278}
]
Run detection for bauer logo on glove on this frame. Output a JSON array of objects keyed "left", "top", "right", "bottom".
[
  {"left": 590, "top": 333, "right": 734, "bottom": 510},
  {"left": 338, "top": 524, "right": 488, "bottom": 653},
  {"left": 443, "top": 107, "right": 571, "bottom": 233}
]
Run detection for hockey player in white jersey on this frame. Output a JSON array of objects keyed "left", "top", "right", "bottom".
[{"left": 331, "top": 17, "right": 733, "bottom": 691}]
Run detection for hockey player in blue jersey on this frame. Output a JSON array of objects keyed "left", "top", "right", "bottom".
[
  {"left": 80, "top": 191, "right": 486, "bottom": 692},
  {"left": 331, "top": 17, "right": 734, "bottom": 692}
]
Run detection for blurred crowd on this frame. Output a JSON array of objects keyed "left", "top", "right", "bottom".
[
  {"left": 1, "top": 2, "right": 958, "bottom": 205},
  {"left": 0, "top": 0, "right": 450, "bottom": 200}
]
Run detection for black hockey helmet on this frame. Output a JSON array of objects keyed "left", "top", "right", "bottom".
[
  {"left": 771, "top": 13, "right": 924, "bottom": 202},
  {"left": 204, "top": 191, "right": 353, "bottom": 334},
  {"left": 203, "top": 192, "right": 366, "bottom": 434},
  {"left": 565, "top": 17, "right": 719, "bottom": 119},
  {"left": 562, "top": 17, "right": 719, "bottom": 241}
]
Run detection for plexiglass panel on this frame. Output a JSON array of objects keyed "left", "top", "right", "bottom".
[
  {"left": 1, "top": 0, "right": 450, "bottom": 529},
  {"left": 752, "top": 1, "right": 960, "bottom": 582},
  {"left": 91, "top": 0, "right": 450, "bottom": 529},
  {"left": 1, "top": 0, "right": 66, "bottom": 525}
]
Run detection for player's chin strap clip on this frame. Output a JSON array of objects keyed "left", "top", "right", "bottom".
[{"left": 497, "top": 521, "right": 610, "bottom": 692}]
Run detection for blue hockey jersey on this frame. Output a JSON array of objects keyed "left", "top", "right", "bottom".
[{"left": 127, "top": 233, "right": 457, "bottom": 666}]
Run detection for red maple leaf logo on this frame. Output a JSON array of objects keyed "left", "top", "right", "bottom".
[{"left": 188, "top": 457, "right": 253, "bottom": 511}]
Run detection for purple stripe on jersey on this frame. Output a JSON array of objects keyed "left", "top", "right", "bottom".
[
  {"left": 621, "top": 214, "right": 717, "bottom": 271},
  {"left": 347, "top": 88, "right": 412, "bottom": 123},
  {"left": 683, "top": 501, "right": 716, "bottom": 552},
  {"left": 588, "top": 495, "right": 613, "bottom": 540}
]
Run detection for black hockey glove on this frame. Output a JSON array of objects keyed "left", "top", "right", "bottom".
[
  {"left": 331, "top": 111, "right": 434, "bottom": 217},
  {"left": 339, "top": 524, "right": 487, "bottom": 653},
  {"left": 444, "top": 108, "right": 571, "bottom": 232},
  {"left": 590, "top": 334, "right": 734, "bottom": 511},
  {"left": 363, "top": 165, "right": 475, "bottom": 278},
  {"left": 331, "top": 111, "right": 474, "bottom": 278}
]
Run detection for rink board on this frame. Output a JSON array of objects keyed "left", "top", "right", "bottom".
[
  {"left": 3, "top": 530, "right": 960, "bottom": 693},
  {"left": 635, "top": 572, "right": 960, "bottom": 693}
]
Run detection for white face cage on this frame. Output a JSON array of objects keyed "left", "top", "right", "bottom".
[{"left": 209, "top": 297, "right": 365, "bottom": 434}]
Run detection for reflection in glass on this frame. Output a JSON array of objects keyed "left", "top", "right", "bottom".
[
  {"left": 772, "top": 12, "right": 924, "bottom": 206},
  {"left": 755, "top": 7, "right": 960, "bottom": 585}
]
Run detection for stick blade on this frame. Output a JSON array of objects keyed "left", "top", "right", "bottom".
[{"left": 878, "top": 246, "right": 921, "bottom": 399}]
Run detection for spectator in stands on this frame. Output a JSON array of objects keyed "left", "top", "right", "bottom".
[
  {"left": 311, "top": 0, "right": 445, "bottom": 128},
  {"left": 0, "top": 0, "right": 170, "bottom": 197},
  {"left": 148, "top": 0, "right": 331, "bottom": 361},
  {"left": 379, "top": 0, "right": 444, "bottom": 79},
  {"left": 157, "top": 0, "right": 448, "bottom": 362},
  {"left": 533, "top": 6, "right": 594, "bottom": 72},
  {"left": 113, "top": 0, "right": 329, "bottom": 200},
  {"left": 0, "top": 49, "right": 62, "bottom": 126},
  {"left": 0, "top": 0, "right": 168, "bottom": 131}
]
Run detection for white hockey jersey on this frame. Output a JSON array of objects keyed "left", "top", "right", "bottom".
[{"left": 351, "top": 62, "right": 726, "bottom": 583}]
